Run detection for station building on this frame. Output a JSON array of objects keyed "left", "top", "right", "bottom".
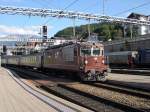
[
  {"left": 128, "top": 13, "right": 150, "bottom": 35},
  {"left": 0, "top": 35, "right": 73, "bottom": 55}
]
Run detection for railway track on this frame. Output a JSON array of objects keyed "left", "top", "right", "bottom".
[
  {"left": 111, "top": 68, "right": 150, "bottom": 76},
  {"left": 105, "top": 80, "right": 150, "bottom": 92},
  {"left": 7, "top": 67, "right": 122, "bottom": 112},
  {"left": 63, "top": 83, "right": 150, "bottom": 112},
  {"left": 7, "top": 67, "right": 150, "bottom": 112},
  {"left": 18, "top": 67, "right": 150, "bottom": 92},
  {"left": 86, "top": 82, "right": 150, "bottom": 99},
  {"left": 40, "top": 84, "right": 123, "bottom": 112}
]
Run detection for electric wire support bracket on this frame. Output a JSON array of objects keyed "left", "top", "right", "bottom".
[{"left": 0, "top": 6, "right": 150, "bottom": 25}]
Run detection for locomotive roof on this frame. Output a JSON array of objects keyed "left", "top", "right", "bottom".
[
  {"left": 79, "top": 42, "right": 104, "bottom": 47},
  {"left": 1, "top": 55, "right": 20, "bottom": 58},
  {"left": 46, "top": 41, "right": 74, "bottom": 50},
  {"left": 1, "top": 52, "right": 42, "bottom": 58},
  {"left": 46, "top": 41, "right": 103, "bottom": 50}
]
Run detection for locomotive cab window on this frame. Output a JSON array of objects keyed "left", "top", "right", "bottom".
[
  {"left": 92, "top": 48, "right": 100, "bottom": 56},
  {"left": 80, "top": 49, "right": 91, "bottom": 56},
  {"left": 80, "top": 47, "right": 100, "bottom": 56}
]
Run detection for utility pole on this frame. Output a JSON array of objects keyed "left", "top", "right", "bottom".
[
  {"left": 130, "top": 25, "right": 133, "bottom": 39},
  {"left": 73, "top": 18, "right": 76, "bottom": 39},
  {"left": 123, "top": 23, "right": 126, "bottom": 38},
  {"left": 88, "top": 19, "right": 91, "bottom": 37},
  {"left": 73, "top": 18, "right": 76, "bottom": 37}
]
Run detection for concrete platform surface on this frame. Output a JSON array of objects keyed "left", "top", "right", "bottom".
[
  {"left": 0, "top": 67, "right": 58, "bottom": 112},
  {"left": 8, "top": 68, "right": 93, "bottom": 112},
  {"left": 108, "top": 73, "right": 150, "bottom": 91},
  {"left": 0, "top": 67, "right": 93, "bottom": 112}
]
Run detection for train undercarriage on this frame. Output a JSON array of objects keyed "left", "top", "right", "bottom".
[{"left": 79, "top": 69, "right": 108, "bottom": 81}]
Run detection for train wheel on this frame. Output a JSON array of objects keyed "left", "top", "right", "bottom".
[
  {"left": 78, "top": 72, "right": 86, "bottom": 81},
  {"left": 97, "top": 72, "right": 107, "bottom": 82}
]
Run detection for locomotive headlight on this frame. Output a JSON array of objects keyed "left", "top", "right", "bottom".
[
  {"left": 85, "top": 60, "right": 88, "bottom": 64},
  {"left": 94, "top": 57, "right": 98, "bottom": 61},
  {"left": 102, "top": 59, "right": 105, "bottom": 64}
]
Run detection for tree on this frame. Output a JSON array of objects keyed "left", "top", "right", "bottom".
[{"left": 54, "top": 22, "right": 138, "bottom": 41}]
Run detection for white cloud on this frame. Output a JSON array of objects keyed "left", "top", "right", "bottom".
[
  {"left": 0, "top": 25, "right": 53, "bottom": 36},
  {"left": 0, "top": 25, "right": 39, "bottom": 35},
  {"left": 1, "top": 0, "right": 23, "bottom": 2}
]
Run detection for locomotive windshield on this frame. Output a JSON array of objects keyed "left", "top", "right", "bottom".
[
  {"left": 81, "top": 48, "right": 101, "bottom": 56},
  {"left": 81, "top": 49, "right": 91, "bottom": 56},
  {"left": 93, "top": 48, "right": 100, "bottom": 56}
]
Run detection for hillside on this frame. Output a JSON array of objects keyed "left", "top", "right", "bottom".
[{"left": 54, "top": 23, "right": 138, "bottom": 41}]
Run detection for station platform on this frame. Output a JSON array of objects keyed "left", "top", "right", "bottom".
[
  {"left": 107, "top": 73, "right": 150, "bottom": 91},
  {"left": 0, "top": 67, "right": 92, "bottom": 112}
]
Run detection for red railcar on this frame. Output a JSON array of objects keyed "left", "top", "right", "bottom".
[
  {"left": 1, "top": 42, "right": 109, "bottom": 81},
  {"left": 43, "top": 42, "right": 108, "bottom": 81}
]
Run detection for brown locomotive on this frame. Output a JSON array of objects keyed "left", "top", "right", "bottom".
[{"left": 2, "top": 41, "right": 109, "bottom": 81}]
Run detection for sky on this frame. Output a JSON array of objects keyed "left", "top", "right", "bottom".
[{"left": 0, "top": 0, "right": 150, "bottom": 38}]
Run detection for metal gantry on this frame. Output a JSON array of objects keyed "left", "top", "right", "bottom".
[{"left": 0, "top": 6, "right": 150, "bottom": 25}]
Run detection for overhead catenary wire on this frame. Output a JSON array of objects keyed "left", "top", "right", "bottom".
[
  {"left": 64, "top": 0, "right": 80, "bottom": 10},
  {"left": 29, "top": 0, "right": 55, "bottom": 36},
  {"left": 39, "top": 0, "right": 56, "bottom": 8},
  {"left": 44, "top": 0, "right": 80, "bottom": 25},
  {"left": 113, "top": 1, "right": 150, "bottom": 39},
  {"left": 81, "top": 1, "right": 99, "bottom": 12},
  {"left": 30, "top": 0, "right": 50, "bottom": 8},
  {"left": 24, "top": 0, "right": 150, "bottom": 37},
  {"left": 1, "top": 6, "right": 150, "bottom": 25},
  {"left": 113, "top": 1, "right": 150, "bottom": 16}
]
